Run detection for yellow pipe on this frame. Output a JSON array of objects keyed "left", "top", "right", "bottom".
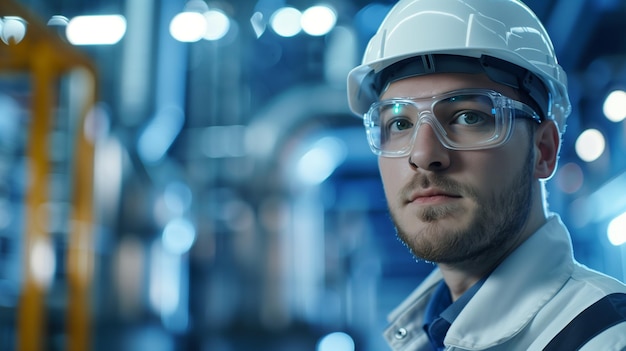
[
  {"left": 18, "top": 40, "right": 54, "bottom": 351},
  {"left": 0, "top": 1, "right": 98, "bottom": 350}
]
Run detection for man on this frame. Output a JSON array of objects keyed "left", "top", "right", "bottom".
[{"left": 347, "top": 0, "right": 626, "bottom": 350}]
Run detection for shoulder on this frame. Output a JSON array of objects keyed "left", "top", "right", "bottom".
[
  {"left": 580, "top": 321, "right": 626, "bottom": 351},
  {"left": 542, "top": 263, "right": 626, "bottom": 324},
  {"left": 569, "top": 262, "right": 626, "bottom": 296},
  {"left": 524, "top": 265, "right": 626, "bottom": 349},
  {"left": 543, "top": 292, "right": 626, "bottom": 350}
]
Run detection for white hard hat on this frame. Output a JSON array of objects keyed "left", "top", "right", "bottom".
[{"left": 347, "top": 0, "right": 571, "bottom": 132}]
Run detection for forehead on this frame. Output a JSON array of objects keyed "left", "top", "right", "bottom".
[{"left": 380, "top": 73, "right": 521, "bottom": 101}]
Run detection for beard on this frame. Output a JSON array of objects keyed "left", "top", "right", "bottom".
[{"left": 390, "top": 148, "right": 534, "bottom": 265}]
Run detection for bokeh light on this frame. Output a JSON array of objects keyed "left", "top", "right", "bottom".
[
  {"left": 164, "top": 182, "right": 193, "bottom": 215},
  {"left": 270, "top": 7, "right": 302, "bottom": 37},
  {"left": 203, "top": 9, "right": 230, "bottom": 41},
  {"left": 297, "top": 137, "right": 347, "bottom": 185},
  {"left": 169, "top": 11, "right": 206, "bottom": 42},
  {"left": 301, "top": 5, "right": 337, "bottom": 36},
  {"left": 575, "top": 128, "right": 606, "bottom": 162},
  {"left": 31, "top": 239, "right": 56, "bottom": 288},
  {"left": 66, "top": 15, "right": 126, "bottom": 45},
  {"left": 556, "top": 162, "right": 584, "bottom": 194},
  {"left": 603, "top": 89, "right": 626, "bottom": 122},
  {"left": 317, "top": 332, "right": 355, "bottom": 351},
  {"left": 162, "top": 218, "right": 196, "bottom": 255},
  {"left": 608, "top": 212, "right": 626, "bottom": 246}
]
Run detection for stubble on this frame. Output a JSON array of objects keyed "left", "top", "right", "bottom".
[{"left": 389, "top": 149, "right": 534, "bottom": 264}]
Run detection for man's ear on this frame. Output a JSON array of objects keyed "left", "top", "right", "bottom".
[{"left": 533, "top": 120, "right": 560, "bottom": 180}]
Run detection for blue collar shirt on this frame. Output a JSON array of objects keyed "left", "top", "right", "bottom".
[{"left": 422, "top": 279, "right": 487, "bottom": 351}]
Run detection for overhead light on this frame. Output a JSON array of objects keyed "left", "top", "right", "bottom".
[
  {"left": 66, "top": 15, "right": 126, "bottom": 45},
  {"left": 1, "top": 16, "right": 27, "bottom": 45},
  {"left": 169, "top": 11, "right": 206, "bottom": 42},
  {"left": 301, "top": 5, "right": 337, "bottom": 36},
  {"left": 47, "top": 15, "right": 69, "bottom": 27}
]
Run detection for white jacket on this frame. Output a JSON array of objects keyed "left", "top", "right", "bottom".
[{"left": 383, "top": 215, "right": 626, "bottom": 350}]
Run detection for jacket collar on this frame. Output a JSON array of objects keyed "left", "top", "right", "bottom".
[
  {"left": 445, "top": 215, "right": 575, "bottom": 349},
  {"left": 384, "top": 215, "right": 575, "bottom": 350}
]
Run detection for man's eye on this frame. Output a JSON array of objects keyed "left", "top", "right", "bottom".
[
  {"left": 388, "top": 118, "right": 414, "bottom": 131},
  {"left": 452, "top": 110, "right": 487, "bottom": 125}
]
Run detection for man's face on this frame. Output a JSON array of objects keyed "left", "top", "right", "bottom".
[{"left": 377, "top": 73, "right": 537, "bottom": 265}]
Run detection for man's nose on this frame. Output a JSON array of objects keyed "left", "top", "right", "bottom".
[{"left": 407, "top": 121, "right": 451, "bottom": 171}]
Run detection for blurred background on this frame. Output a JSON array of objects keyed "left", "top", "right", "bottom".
[{"left": 0, "top": 0, "right": 625, "bottom": 350}]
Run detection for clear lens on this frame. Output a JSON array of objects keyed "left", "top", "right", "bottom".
[{"left": 364, "top": 89, "right": 537, "bottom": 156}]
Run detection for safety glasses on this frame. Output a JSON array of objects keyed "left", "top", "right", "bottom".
[{"left": 363, "top": 89, "right": 541, "bottom": 157}]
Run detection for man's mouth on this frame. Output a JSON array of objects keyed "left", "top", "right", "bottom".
[{"left": 408, "top": 188, "right": 462, "bottom": 205}]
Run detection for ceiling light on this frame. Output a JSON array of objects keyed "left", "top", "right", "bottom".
[{"left": 66, "top": 15, "right": 126, "bottom": 45}]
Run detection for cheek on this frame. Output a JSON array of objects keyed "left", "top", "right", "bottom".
[
  {"left": 470, "top": 147, "right": 529, "bottom": 189},
  {"left": 454, "top": 151, "right": 523, "bottom": 194},
  {"left": 378, "top": 158, "right": 407, "bottom": 192}
]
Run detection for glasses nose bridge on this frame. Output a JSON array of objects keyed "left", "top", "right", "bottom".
[
  {"left": 412, "top": 97, "right": 443, "bottom": 123},
  {"left": 396, "top": 110, "right": 445, "bottom": 154},
  {"left": 413, "top": 108, "right": 446, "bottom": 137}
]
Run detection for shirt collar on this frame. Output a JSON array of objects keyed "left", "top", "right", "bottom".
[
  {"left": 441, "top": 277, "right": 487, "bottom": 323},
  {"left": 422, "top": 276, "right": 488, "bottom": 349}
]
